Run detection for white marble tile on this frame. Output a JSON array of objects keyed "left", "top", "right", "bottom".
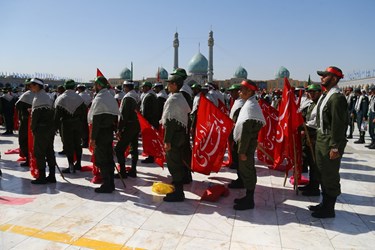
[
  {"left": 0, "top": 231, "right": 29, "bottom": 249},
  {"left": 9, "top": 236, "right": 69, "bottom": 250},
  {"left": 62, "top": 200, "right": 118, "bottom": 222},
  {"left": 126, "top": 229, "right": 182, "bottom": 250},
  {"left": 231, "top": 224, "right": 281, "bottom": 248},
  {"left": 177, "top": 236, "right": 230, "bottom": 250},
  {"left": 82, "top": 222, "right": 136, "bottom": 245}
]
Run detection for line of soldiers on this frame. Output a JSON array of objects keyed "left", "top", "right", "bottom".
[
  {"left": 345, "top": 86, "right": 375, "bottom": 148},
  {"left": 3, "top": 66, "right": 351, "bottom": 217}
]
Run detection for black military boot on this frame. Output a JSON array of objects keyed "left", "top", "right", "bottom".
[
  {"left": 62, "top": 156, "right": 75, "bottom": 173},
  {"left": 354, "top": 132, "right": 365, "bottom": 144},
  {"left": 141, "top": 156, "right": 154, "bottom": 164},
  {"left": 308, "top": 192, "right": 326, "bottom": 212},
  {"left": 31, "top": 169, "right": 47, "bottom": 184},
  {"left": 234, "top": 189, "right": 255, "bottom": 210},
  {"left": 311, "top": 195, "right": 336, "bottom": 218},
  {"left": 20, "top": 158, "right": 29, "bottom": 167},
  {"left": 95, "top": 168, "right": 113, "bottom": 193},
  {"left": 74, "top": 152, "right": 82, "bottom": 171},
  {"left": 163, "top": 182, "right": 185, "bottom": 202},
  {"left": 114, "top": 163, "right": 127, "bottom": 179},
  {"left": 228, "top": 178, "right": 245, "bottom": 189},
  {"left": 46, "top": 165, "right": 56, "bottom": 183},
  {"left": 127, "top": 157, "right": 138, "bottom": 178}
]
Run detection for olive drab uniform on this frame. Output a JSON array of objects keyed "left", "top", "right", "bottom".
[
  {"left": 88, "top": 87, "right": 119, "bottom": 193},
  {"left": 115, "top": 90, "right": 140, "bottom": 178},
  {"left": 15, "top": 90, "right": 34, "bottom": 166},
  {"left": 31, "top": 89, "right": 57, "bottom": 184},
  {"left": 54, "top": 89, "right": 87, "bottom": 173},
  {"left": 315, "top": 89, "right": 348, "bottom": 207}
]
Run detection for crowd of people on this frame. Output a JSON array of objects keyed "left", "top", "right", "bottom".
[{"left": 0, "top": 66, "right": 373, "bottom": 218}]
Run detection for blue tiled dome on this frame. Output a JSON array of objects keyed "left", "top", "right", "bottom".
[
  {"left": 276, "top": 66, "right": 290, "bottom": 79},
  {"left": 187, "top": 53, "right": 208, "bottom": 75},
  {"left": 234, "top": 66, "right": 248, "bottom": 79},
  {"left": 120, "top": 68, "right": 132, "bottom": 80},
  {"left": 158, "top": 67, "right": 168, "bottom": 80}
]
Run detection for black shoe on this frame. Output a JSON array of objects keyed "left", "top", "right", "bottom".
[
  {"left": 114, "top": 172, "right": 127, "bottom": 179},
  {"left": 298, "top": 184, "right": 311, "bottom": 191},
  {"left": 0, "top": 169, "right": 2, "bottom": 176},
  {"left": 302, "top": 188, "right": 321, "bottom": 196},
  {"left": 1, "top": 131, "right": 12, "bottom": 135},
  {"left": 31, "top": 178, "right": 48, "bottom": 185},
  {"left": 127, "top": 169, "right": 137, "bottom": 178},
  {"left": 311, "top": 209, "right": 335, "bottom": 218},
  {"left": 95, "top": 185, "right": 113, "bottom": 193},
  {"left": 141, "top": 157, "right": 154, "bottom": 164},
  {"left": 369, "top": 144, "right": 375, "bottom": 149},
  {"left": 58, "top": 150, "right": 66, "bottom": 155},
  {"left": 163, "top": 191, "right": 185, "bottom": 202},
  {"left": 234, "top": 196, "right": 247, "bottom": 204},
  {"left": 346, "top": 134, "right": 353, "bottom": 139},
  {"left": 46, "top": 175, "right": 56, "bottom": 183},
  {"left": 20, "top": 162, "right": 29, "bottom": 167},
  {"left": 228, "top": 179, "right": 244, "bottom": 189},
  {"left": 74, "top": 163, "right": 82, "bottom": 171},
  {"left": 308, "top": 203, "right": 323, "bottom": 212},
  {"left": 354, "top": 139, "right": 365, "bottom": 144}
]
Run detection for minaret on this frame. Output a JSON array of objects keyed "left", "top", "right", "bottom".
[
  {"left": 208, "top": 30, "right": 214, "bottom": 82},
  {"left": 173, "top": 32, "right": 179, "bottom": 70}
]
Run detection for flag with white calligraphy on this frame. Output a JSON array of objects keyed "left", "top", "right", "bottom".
[{"left": 192, "top": 95, "right": 234, "bottom": 175}]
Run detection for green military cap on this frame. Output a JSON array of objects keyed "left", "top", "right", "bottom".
[
  {"left": 25, "top": 78, "right": 32, "bottom": 84},
  {"left": 166, "top": 75, "right": 184, "bottom": 83},
  {"left": 307, "top": 83, "right": 322, "bottom": 92},
  {"left": 191, "top": 83, "right": 201, "bottom": 89},
  {"left": 171, "top": 68, "right": 187, "bottom": 80},
  {"left": 141, "top": 81, "right": 152, "bottom": 88},
  {"left": 64, "top": 79, "right": 76, "bottom": 88},
  {"left": 228, "top": 83, "right": 241, "bottom": 91}
]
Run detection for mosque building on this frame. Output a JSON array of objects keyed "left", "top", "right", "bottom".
[{"left": 109, "top": 31, "right": 309, "bottom": 91}]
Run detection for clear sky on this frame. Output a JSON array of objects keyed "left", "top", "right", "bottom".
[{"left": 1, "top": 0, "right": 374, "bottom": 83}]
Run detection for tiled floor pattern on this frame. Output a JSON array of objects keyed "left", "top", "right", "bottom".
[{"left": 0, "top": 129, "right": 374, "bottom": 249}]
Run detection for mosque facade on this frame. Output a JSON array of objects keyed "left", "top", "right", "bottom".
[{"left": 109, "top": 31, "right": 309, "bottom": 91}]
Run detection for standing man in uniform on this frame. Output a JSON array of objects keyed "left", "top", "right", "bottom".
[
  {"left": 232, "top": 80, "right": 265, "bottom": 210},
  {"left": 115, "top": 81, "right": 140, "bottom": 179},
  {"left": 298, "top": 84, "right": 322, "bottom": 196},
  {"left": 77, "top": 84, "right": 92, "bottom": 148},
  {"left": 29, "top": 78, "right": 57, "bottom": 184},
  {"left": 345, "top": 87, "right": 356, "bottom": 139},
  {"left": 54, "top": 80, "right": 87, "bottom": 173},
  {"left": 161, "top": 73, "right": 191, "bottom": 202},
  {"left": 153, "top": 82, "right": 168, "bottom": 125},
  {"left": 353, "top": 88, "right": 369, "bottom": 144},
  {"left": 309, "top": 66, "right": 348, "bottom": 218},
  {"left": 366, "top": 85, "right": 375, "bottom": 149},
  {"left": 15, "top": 78, "right": 34, "bottom": 167},
  {"left": 140, "top": 81, "right": 158, "bottom": 164},
  {"left": 0, "top": 87, "right": 17, "bottom": 135},
  {"left": 88, "top": 76, "right": 119, "bottom": 193}
]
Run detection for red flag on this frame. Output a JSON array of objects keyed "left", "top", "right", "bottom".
[
  {"left": 96, "top": 68, "right": 104, "bottom": 77},
  {"left": 28, "top": 112, "right": 38, "bottom": 178},
  {"left": 257, "top": 99, "right": 278, "bottom": 165},
  {"left": 192, "top": 95, "right": 234, "bottom": 175},
  {"left": 156, "top": 67, "right": 160, "bottom": 82},
  {"left": 136, "top": 111, "right": 165, "bottom": 168},
  {"left": 272, "top": 78, "right": 304, "bottom": 173},
  {"left": 218, "top": 99, "right": 229, "bottom": 116}
]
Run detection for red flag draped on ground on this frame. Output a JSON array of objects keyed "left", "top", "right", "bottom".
[
  {"left": 136, "top": 111, "right": 165, "bottom": 168},
  {"left": 192, "top": 95, "right": 234, "bottom": 175},
  {"left": 272, "top": 78, "right": 304, "bottom": 184},
  {"left": 28, "top": 112, "right": 38, "bottom": 178},
  {"left": 257, "top": 99, "right": 279, "bottom": 165}
]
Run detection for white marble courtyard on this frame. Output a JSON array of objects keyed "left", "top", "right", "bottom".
[{"left": 0, "top": 128, "right": 374, "bottom": 250}]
